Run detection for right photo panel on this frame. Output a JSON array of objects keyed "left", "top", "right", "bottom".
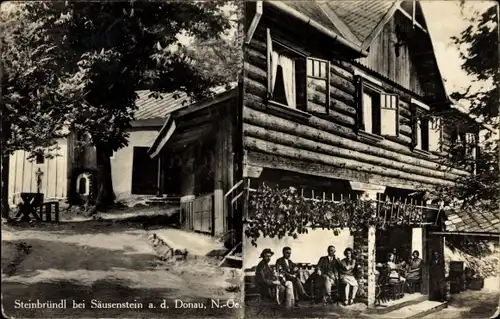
[{"left": 242, "top": 1, "right": 500, "bottom": 318}]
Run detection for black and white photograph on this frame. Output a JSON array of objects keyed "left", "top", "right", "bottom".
[
  {"left": 242, "top": 1, "right": 500, "bottom": 318},
  {"left": 1, "top": 1, "right": 243, "bottom": 318},
  {"left": 2, "top": 0, "right": 500, "bottom": 319}
]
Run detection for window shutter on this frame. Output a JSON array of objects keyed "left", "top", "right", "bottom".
[
  {"left": 380, "top": 93, "right": 398, "bottom": 136},
  {"left": 410, "top": 104, "right": 418, "bottom": 148},
  {"left": 355, "top": 75, "right": 364, "bottom": 131},
  {"left": 428, "top": 117, "right": 442, "bottom": 152},
  {"left": 266, "top": 28, "right": 273, "bottom": 98}
]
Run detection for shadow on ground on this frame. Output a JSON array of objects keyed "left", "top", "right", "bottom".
[{"left": 1, "top": 239, "right": 159, "bottom": 277}]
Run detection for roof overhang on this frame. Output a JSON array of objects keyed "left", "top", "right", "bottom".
[
  {"left": 263, "top": 0, "right": 369, "bottom": 58},
  {"left": 448, "top": 99, "right": 496, "bottom": 133},
  {"left": 147, "top": 88, "right": 237, "bottom": 158}
]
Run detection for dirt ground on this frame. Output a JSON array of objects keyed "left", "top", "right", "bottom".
[
  {"left": 420, "top": 278, "right": 500, "bottom": 319},
  {"left": 1, "top": 219, "right": 243, "bottom": 318}
]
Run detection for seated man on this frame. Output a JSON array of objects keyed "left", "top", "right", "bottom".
[
  {"left": 255, "top": 248, "right": 294, "bottom": 307},
  {"left": 275, "top": 247, "right": 308, "bottom": 306},
  {"left": 314, "top": 245, "right": 340, "bottom": 304}
]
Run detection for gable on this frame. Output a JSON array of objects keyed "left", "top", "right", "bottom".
[
  {"left": 351, "top": 2, "right": 448, "bottom": 104},
  {"left": 324, "top": 0, "right": 396, "bottom": 45}
]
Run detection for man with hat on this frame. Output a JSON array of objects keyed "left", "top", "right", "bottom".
[{"left": 255, "top": 248, "right": 294, "bottom": 306}]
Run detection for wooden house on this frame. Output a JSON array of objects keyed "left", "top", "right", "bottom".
[
  {"left": 242, "top": 0, "right": 494, "bottom": 308},
  {"left": 148, "top": 84, "right": 242, "bottom": 237},
  {"left": 7, "top": 89, "right": 214, "bottom": 206}
]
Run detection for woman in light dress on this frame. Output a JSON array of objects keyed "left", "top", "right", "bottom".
[{"left": 338, "top": 248, "right": 359, "bottom": 306}]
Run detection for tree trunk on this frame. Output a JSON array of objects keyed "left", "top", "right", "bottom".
[
  {"left": 94, "top": 144, "right": 115, "bottom": 212},
  {"left": 1, "top": 153, "right": 10, "bottom": 219},
  {"left": 0, "top": 110, "right": 11, "bottom": 220}
]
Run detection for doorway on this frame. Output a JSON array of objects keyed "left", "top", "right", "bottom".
[{"left": 376, "top": 227, "right": 413, "bottom": 263}]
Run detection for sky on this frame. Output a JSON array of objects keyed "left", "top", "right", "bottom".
[{"left": 421, "top": 1, "right": 496, "bottom": 96}]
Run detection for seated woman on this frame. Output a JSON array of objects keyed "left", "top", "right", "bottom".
[
  {"left": 406, "top": 250, "right": 423, "bottom": 293},
  {"left": 338, "top": 248, "right": 359, "bottom": 306},
  {"left": 386, "top": 252, "right": 406, "bottom": 284}
]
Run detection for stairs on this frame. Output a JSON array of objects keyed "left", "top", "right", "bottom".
[
  {"left": 363, "top": 296, "right": 447, "bottom": 319},
  {"left": 374, "top": 300, "right": 447, "bottom": 319}
]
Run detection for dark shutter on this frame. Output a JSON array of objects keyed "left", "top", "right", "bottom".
[
  {"left": 355, "top": 75, "right": 365, "bottom": 131},
  {"left": 410, "top": 104, "right": 418, "bottom": 148},
  {"left": 296, "top": 59, "right": 307, "bottom": 111}
]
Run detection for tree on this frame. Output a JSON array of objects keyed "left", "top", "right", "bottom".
[
  {"left": 430, "top": 3, "right": 499, "bottom": 215},
  {"left": 430, "top": 4, "right": 499, "bottom": 316},
  {"left": 1, "top": 1, "right": 241, "bottom": 213},
  {"left": 1, "top": 3, "right": 76, "bottom": 218}
]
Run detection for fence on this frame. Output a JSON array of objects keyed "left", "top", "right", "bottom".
[{"left": 180, "top": 193, "right": 214, "bottom": 234}]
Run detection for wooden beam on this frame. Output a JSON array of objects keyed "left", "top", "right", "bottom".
[
  {"left": 174, "top": 89, "right": 236, "bottom": 117},
  {"left": 316, "top": 2, "right": 361, "bottom": 46},
  {"left": 429, "top": 231, "right": 500, "bottom": 238},
  {"left": 245, "top": 1, "right": 262, "bottom": 44},
  {"left": 361, "top": 2, "right": 399, "bottom": 50},
  {"left": 396, "top": 6, "right": 427, "bottom": 33},
  {"left": 246, "top": 150, "right": 431, "bottom": 191}
]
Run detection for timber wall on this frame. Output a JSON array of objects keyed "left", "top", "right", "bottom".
[{"left": 243, "top": 16, "right": 467, "bottom": 191}]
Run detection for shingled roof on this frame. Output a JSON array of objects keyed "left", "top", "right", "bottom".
[
  {"left": 322, "top": 0, "right": 396, "bottom": 44},
  {"left": 134, "top": 84, "right": 234, "bottom": 121},
  {"left": 444, "top": 208, "right": 500, "bottom": 235},
  {"left": 278, "top": 1, "right": 396, "bottom": 48}
]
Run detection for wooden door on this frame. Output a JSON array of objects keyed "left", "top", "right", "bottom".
[
  {"left": 192, "top": 193, "right": 214, "bottom": 234},
  {"left": 131, "top": 147, "right": 158, "bottom": 195}
]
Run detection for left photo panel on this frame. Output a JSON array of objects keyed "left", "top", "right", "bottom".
[{"left": 1, "top": 1, "right": 244, "bottom": 318}]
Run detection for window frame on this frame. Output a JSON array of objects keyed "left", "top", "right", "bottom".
[
  {"left": 306, "top": 57, "right": 331, "bottom": 114},
  {"left": 35, "top": 153, "right": 45, "bottom": 165},
  {"left": 355, "top": 74, "right": 400, "bottom": 141},
  {"left": 266, "top": 28, "right": 308, "bottom": 110}
]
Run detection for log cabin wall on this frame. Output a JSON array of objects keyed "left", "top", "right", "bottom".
[{"left": 243, "top": 13, "right": 468, "bottom": 192}]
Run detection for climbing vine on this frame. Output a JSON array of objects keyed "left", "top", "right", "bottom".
[{"left": 244, "top": 184, "right": 425, "bottom": 247}]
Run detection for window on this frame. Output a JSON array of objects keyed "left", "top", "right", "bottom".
[
  {"left": 415, "top": 117, "right": 429, "bottom": 151},
  {"left": 465, "top": 133, "right": 477, "bottom": 174},
  {"left": 411, "top": 101, "right": 440, "bottom": 154},
  {"left": 266, "top": 28, "right": 307, "bottom": 110},
  {"left": 356, "top": 75, "right": 399, "bottom": 138},
  {"left": 428, "top": 117, "right": 443, "bottom": 152},
  {"left": 307, "top": 58, "right": 330, "bottom": 113},
  {"left": 35, "top": 153, "right": 44, "bottom": 164},
  {"left": 465, "top": 132, "right": 477, "bottom": 160}
]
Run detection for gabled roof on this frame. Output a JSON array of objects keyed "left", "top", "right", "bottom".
[
  {"left": 133, "top": 84, "right": 234, "bottom": 122},
  {"left": 322, "top": 0, "right": 397, "bottom": 46}
]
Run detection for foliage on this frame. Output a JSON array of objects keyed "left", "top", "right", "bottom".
[
  {"left": 1, "top": 3, "right": 72, "bottom": 157},
  {"left": 1, "top": 1, "right": 241, "bottom": 210},
  {"left": 244, "top": 184, "right": 425, "bottom": 247},
  {"left": 451, "top": 3, "right": 498, "bottom": 120},
  {"left": 430, "top": 2, "right": 499, "bottom": 216}
]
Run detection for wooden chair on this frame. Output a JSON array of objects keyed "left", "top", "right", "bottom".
[{"left": 376, "top": 268, "right": 390, "bottom": 305}]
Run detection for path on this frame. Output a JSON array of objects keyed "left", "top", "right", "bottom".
[
  {"left": 1, "top": 220, "right": 243, "bottom": 318},
  {"left": 421, "top": 278, "right": 499, "bottom": 319}
]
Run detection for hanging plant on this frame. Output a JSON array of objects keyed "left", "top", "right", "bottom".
[{"left": 245, "top": 184, "right": 425, "bottom": 247}]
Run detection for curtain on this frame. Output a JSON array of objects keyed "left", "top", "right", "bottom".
[
  {"left": 279, "top": 55, "right": 296, "bottom": 109},
  {"left": 271, "top": 51, "right": 279, "bottom": 96}
]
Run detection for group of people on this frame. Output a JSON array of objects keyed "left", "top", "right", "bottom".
[
  {"left": 255, "top": 245, "right": 361, "bottom": 307},
  {"left": 376, "top": 248, "right": 424, "bottom": 291},
  {"left": 255, "top": 245, "right": 441, "bottom": 308}
]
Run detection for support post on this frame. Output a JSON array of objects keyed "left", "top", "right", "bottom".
[
  {"left": 156, "top": 155, "right": 162, "bottom": 197},
  {"left": 362, "top": 190, "right": 380, "bottom": 309}
]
